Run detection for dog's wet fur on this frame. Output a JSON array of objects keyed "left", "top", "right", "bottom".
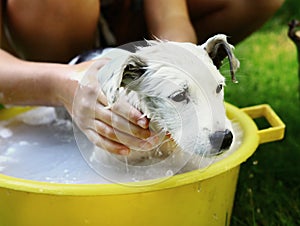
[{"left": 71, "top": 34, "right": 240, "bottom": 164}]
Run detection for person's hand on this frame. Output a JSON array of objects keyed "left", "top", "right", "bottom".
[{"left": 56, "top": 59, "right": 156, "bottom": 155}]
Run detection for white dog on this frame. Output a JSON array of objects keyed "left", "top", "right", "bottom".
[{"left": 71, "top": 34, "right": 239, "bottom": 173}]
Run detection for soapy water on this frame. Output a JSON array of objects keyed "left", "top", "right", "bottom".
[
  {"left": 0, "top": 107, "right": 242, "bottom": 184},
  {"left": 0, "top": 107, "right": 106, "bottom": 184}
]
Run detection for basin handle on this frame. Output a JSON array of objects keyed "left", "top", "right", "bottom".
[{"left": 241, "top": 104, "right": 285, "bottom": 144}]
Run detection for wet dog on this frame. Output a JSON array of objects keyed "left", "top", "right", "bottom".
[{"left": 72, "top": 34, "right": 239, "bottom": 167}]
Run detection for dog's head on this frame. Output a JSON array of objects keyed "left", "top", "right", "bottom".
[{"left": 97, "top": 34, "right": 239, "bottom": 156}]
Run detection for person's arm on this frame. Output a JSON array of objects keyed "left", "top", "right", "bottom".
[
  {"left": 0, "top": 49, "right": 153, "bottom": 155},
  {"left": 0, "top": 0, "right": 154, "bottom": 155},
  {"left": 0, "top": 49, "right": 72, "bottom": 106},
  {"left": 144, "top": 0, "right": 197, "bottom": 43}
]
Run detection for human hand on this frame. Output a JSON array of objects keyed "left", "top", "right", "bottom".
[{"left": 58, "top": 59, "right": 156, "bottom": 155}]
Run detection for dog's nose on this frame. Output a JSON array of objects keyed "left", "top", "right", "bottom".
[{"left": 209, "top": 129, "right": 233, "bottom": 153}]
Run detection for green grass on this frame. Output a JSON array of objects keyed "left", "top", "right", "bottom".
[
  {"left": 1, "top": 1, "right": 299, "bottom": 224},
  {"left": 222, "top": 12, "right": 300, "bottom": 226}
]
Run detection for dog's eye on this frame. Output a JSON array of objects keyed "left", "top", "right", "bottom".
[
  {"left": 169, "top": 89, "right": 189, "bottom": 103},
  {"left": 216, "top": 84, "right": 223, "bottom": 94}
]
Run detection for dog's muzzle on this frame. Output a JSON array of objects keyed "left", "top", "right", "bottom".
[{"left": 209, "top": 129, "right": 233, "bottom": 154}]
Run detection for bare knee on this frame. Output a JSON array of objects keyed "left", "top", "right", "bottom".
[
  {"left": 188, "top": 0, "right": 284, "bottom": 17},
  {"left": 255, "top": 0, "right": 285, "bottom": 13},
  {"left": 188, "top": 0, "right": 285, "bottom": 44},
  {"left": 6, "top": 0, "right": 100, "bottom": 62}
]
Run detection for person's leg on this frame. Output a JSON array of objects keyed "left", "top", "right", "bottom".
[
  {"left": 187, "top": 0, "right": 285, "bottom": 44},
  {"left": 5, "top": 0, "right": 99, "bottom": 62}
]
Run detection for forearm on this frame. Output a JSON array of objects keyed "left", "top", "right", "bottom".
[
  {"left": 151, "top": 16, "right": 197, "bottom": 43},
  {"left": 144, "top": 0, "right": 197, "bottom": 43},
  {"left": 0, "top": 49, "right": 72, "bottom": 106}
]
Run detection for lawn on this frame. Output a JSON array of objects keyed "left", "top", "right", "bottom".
[
  {"left": 1, "top": 1, "right": 299, "bottom": 225},
  {"left": 223, "top": 2, "right": 300, "bottom": 225}
]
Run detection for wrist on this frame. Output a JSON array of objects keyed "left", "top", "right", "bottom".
[
  {"left": 46, "top": 59, "right": 108, "bottom": 114},
  {"left": 48, "top": 63, "right": 79, "bottom": 110}
]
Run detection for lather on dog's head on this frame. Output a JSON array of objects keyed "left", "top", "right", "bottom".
[{"left": 93, "top": 34, "right": 240, "bottom": 157}]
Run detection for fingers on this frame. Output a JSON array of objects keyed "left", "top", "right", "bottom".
[
  {"left": 97, "top": 91, "right": 149, "bottom": 129},
  {"left": 84, "top": 129, "right": 130, "bottom": 155},
  {"left": 72, "top": 58, "right": 156, "bottom": 155},
  {"left": 77, "top": 96, "right": 155, "bottom": 155},
  {"left": 84, "top": 119, "right": 159, "bottom": 155},
  {"left": 94, "top": 102, "right": 150, "bottom": 140},
  {"left": 111, "top": 98, "right": 149, "bottom": 129},
  {"left": 97, "top": 89, "right": 109, "bottom": 109},
  {"left": 92, "top": 119, "right": 158, "bottom": 152},
  {"left": 91, "top": 102, "right": 160, "bottom": 152}
]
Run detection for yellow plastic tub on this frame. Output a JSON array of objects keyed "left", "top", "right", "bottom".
[{"left": 0, "top": 103, "right": 285, "bottom": 226}]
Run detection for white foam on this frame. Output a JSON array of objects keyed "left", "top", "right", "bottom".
[
  {"left": 16, "top": 107, "right": 57, "bottom": 125},
  {"left": 0, "top": 127, "right": 13, "bottom": 138},
  {"left": 0, "top": 107, "right": 109, "bottom": 184}
]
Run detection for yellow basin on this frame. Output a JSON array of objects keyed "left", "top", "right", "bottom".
[{"left": 0, "top": 103, "right": 285, "bottom": 226}]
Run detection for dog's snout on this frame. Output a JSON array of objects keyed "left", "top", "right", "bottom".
[{"left": 209, "top": 129, "right": 233, "bottom": 153}]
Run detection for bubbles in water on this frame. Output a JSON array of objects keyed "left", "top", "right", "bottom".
[
  {"left": 19, "top": 141, "right": 29, "bottom": 146},
  {"left": 165, "top": 170, "right": 173, "bottom": 177},
  {"left": 0, "top": 127, "right": 13, "bottom": 138},
  {"left": 131, "top": 177, "right": 140, "bottom": 182},
  {"left": 5, "top": 147, "right": 16, "bottom": 155},
  {"left": 0, "top": 106, "right": 244, "bottom": 185},
  {"left": 0, "top": 107, "right": 112, "bottom": 184}
]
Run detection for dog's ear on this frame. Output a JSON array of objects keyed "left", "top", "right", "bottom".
[
  {"left": 121, "top": 55, "right": 147, "bottom": 87},
  {"left": 99, "top": 54, "right": 147, "bottom": 107},
  {"left": 202, "top": 34, "right": 240, "bottom": 83}
]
